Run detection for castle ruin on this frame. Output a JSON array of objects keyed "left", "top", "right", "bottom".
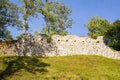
[{"left": 0, "top": 34, "right": 120, "bottom": 59}]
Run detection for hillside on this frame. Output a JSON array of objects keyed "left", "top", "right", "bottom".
[{"left": 0, "top": 55, "right": 120, "bottom": 80}]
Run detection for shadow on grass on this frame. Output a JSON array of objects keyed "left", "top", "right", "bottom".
[{"left": 0, "top": 56, "right": 50, "bottom": 80}]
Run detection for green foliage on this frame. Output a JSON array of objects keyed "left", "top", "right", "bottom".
[
  {"left": 39, "top": 1, "right": 73, "bottom": 42},
  {"left": 86, "top": 17, "right": 120, "bottom": 51},
  {"left": 34, "top": 31, "right": 39, "bottom": 35},
  {"left": 59, "top": 31, "right": 68, "bottom": 36},
  {"left": 40, "top": 1, "right": 73, "bottom": 36},
  {"left": 104, "top": 20, "right": 120, "bottom": 51},
  {"left": 40, "top": 26, "right": 48, "bottom": 34},
  {"left": 0, "top": 0, "right": 72, "bottom": 40},
  {"left": 51, "top": 2, "right": 73, "bottom": 35},
  {"left": 19, "top": 0, "right": 43, "bottom": 33},
  {"left": 0, "top": 0, "right": 22, "bottom": 40},
  {"left": 46, "top": 34, "right": 52, "bottom": 43},
  {"left": 16, "top": 34, "right": 22, "bottom": 40},
  {"left": 85, "top": 17, "right": 110, "bottom": 39},
  {"left": 4, "top": 30, "right": 13, "bottom": 41},
  {"left": 0, "top": 55, "right": 120, "bottom": 80}
]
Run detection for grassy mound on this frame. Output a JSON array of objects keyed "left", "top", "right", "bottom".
[{"left": 0, "top": 55, "right": 120, "bottom": 80}]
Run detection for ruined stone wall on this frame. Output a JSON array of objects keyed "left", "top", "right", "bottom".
[
  {"left": 0, "top": 41, "right": 16, "bottom": 56},
  {"left": 52, "top": 35, "right": 120, "bottom": 59},
  {"left": 15, "top": 34, "right": 58, "bottom": 56},
  {"left": 0, "top": 34, "right": 120, "bottom": 59}
]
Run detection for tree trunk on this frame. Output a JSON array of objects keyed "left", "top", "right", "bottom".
[
  {"left": 23, "top": 0, "right": 28, "bottom": 33},
  {"left": 45, "top": 0, "right": 50, "bottom": 34}
]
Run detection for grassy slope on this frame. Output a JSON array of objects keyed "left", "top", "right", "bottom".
[{"left": 0, "top": 55, "right": 120, "bottom": 80}]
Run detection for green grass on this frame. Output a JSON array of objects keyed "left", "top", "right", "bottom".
[{"left": 0, "top": 55, "right": 120, "bottom": 80}]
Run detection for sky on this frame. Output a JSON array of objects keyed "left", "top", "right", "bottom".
[{"left": 9, "top": 0, "right": 120, "bottom": 38}]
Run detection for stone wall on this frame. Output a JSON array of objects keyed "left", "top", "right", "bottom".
[
  {"left": 52, "top": 35, "right": 120, "bottom": 59},
  {"left": 15, "top": 34, "right": 58, "bottom": 56},
  {"left": 0, "top": 41, "right": 16, "bottom": 56},
  {"left": 0, "top": 34, "right": 120, "bottom": 59}
]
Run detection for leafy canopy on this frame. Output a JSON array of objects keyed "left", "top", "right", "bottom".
[
  {"left": 104, "top": 20, "right": 120, "bottom": 51},
  {"left": 85, "top": 17, "right": 110, "bottom": 39},
  {"left": 86, "top": 17, "right": 120, "bottom": 51},
  {"left": 40, "top": 1, "right": 73, "bottom": 36},
  {"left": 0, "top": 0, "right": 22, "bottom": 40}
]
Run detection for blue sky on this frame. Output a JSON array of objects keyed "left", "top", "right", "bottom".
[{"left": 9, "top": 0, "right": 120, "bottom": 38}]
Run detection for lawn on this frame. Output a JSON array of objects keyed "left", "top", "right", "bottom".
[{"left": 0, "top": 55, "right": 120, "bottom": 80}]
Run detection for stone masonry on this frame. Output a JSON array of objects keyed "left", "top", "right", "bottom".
[
  {"left": 52, "top": 35, "right": 120, "bottom": 59},
  {"left": 0, "top": 34, "right": 120, "bottom": 59},
  {"left": 0, "top": 40, "right": 16, "bottom": 56}
]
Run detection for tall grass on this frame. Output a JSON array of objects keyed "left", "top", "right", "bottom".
[{"left": 0, "top": 55, "right": 120, "bottom": 80}]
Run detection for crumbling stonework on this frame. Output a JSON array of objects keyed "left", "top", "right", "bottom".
[
  {"left": 0, "top": 41, "right": 16, "bottom": 56},
  {"left": 0, "top": 34, "right": 120, "bottom": 59},
  {"left": 52, "top": 35, "right": 120, "bottom": 59},
  {"left": 15, "top": 34, "right": 58, "bottom": 56}
]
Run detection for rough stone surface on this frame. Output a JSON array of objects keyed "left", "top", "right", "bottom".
[
  {"left": 15, "top": 34, "right": 58, "bottom": 56},
  {"left": 0, "top": 34, "right": 120, "bottom": 59},
  {"left": 52, "top": 35, "right": 120, "bottom": 59},
  {"left": 0, "top": 41, "right": 16, "bottom": 56}
]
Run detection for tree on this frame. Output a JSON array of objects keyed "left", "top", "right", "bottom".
[
  {"left": 0, "top": 0, "right": 21, "bottom": 40},
  {"left": 19, "top": 0, "right": 43, "bottom": 33},
  {"left": 85, "top": 17, "right": 110, "bottom": 39},
  {"left": 40, "top": 1, "right": 73, "bottom": 35},
  {"left": 44, "top": 0, "right": 50, "bottom": 34},
  {"left": 52, "top": 2, "right": 73, "bottom": 35},
  {"left": 4, "top": 30, "right": 13, "bottom": 41},
  {"left": 86, "top": 17, "right": 120, "bottom": 51},
  {"left": 40, "top": 0, "right": 55, "bottom": 35},
  {"left": 104, "top": 20, "right": 120, "bottom": 51}
]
